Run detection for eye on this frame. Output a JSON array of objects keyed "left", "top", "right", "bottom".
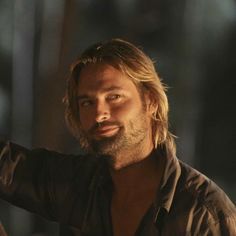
[
  {"left": 79, "top": 99, "right": 93, "bottom": 108},
  {"left": 107, "top": 94, "right": 122, "bottom": 101}
]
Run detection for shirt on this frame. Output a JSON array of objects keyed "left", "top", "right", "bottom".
[{"left": 0, "top": 141, "right": 236, "bottom": 235}]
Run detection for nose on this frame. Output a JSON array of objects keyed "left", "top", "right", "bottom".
[{"left": 94, "top": 100, "right": 111, "bottom": 123}]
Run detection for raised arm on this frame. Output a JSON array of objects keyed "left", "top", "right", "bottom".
[{"left": 0, "top": 141, "right": 86, "bottom": 223}]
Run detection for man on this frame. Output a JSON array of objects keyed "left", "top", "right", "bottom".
[{"left": 0, "top": 38, "right": 236, "bottom": 236}]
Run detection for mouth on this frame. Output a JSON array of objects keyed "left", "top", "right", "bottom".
[{"left": 93, "top": 126, "right": 120, "bottom": 138}]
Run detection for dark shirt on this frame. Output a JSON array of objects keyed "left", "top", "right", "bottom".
[{"left": 0, "top": 141, "right": 236, "bottom": 235}]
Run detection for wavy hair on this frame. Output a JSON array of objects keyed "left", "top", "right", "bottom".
[{"left": 63, "top": 38, "right": 176, "bottom": 156}]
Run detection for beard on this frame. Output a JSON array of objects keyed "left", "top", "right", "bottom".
[{"left": 79, "top": 110, "right": 149, "bottom": 157}]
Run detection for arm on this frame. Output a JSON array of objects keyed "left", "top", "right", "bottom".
[
  {"left": 201, "top": 216, "right": 236, "bottom": 236},
  {"left": 0, "top": 141, "right": 84, "bottom": 222}
]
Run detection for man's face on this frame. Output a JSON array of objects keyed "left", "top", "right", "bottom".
[{"left": 77, "top": 63, "right": 153, "bottom": 157}]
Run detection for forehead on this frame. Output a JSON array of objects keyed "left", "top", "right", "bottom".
[{"left": 77, "top": 63, "right": 137, "bottom": 94}]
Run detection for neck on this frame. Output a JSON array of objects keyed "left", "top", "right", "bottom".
[{"left": 110, "top": 149, "right": 164, "bottom": 197}]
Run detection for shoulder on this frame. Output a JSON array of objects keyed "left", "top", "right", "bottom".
[
  {"left": 178, "top": 160, "right": 235, "bottom": 215},
  {"left": 168, "top": 160, "right": 236, "bottom": 233}
]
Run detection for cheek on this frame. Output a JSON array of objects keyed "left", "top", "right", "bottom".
[
  {"left": 79, "top": 110, "right": 93, "bottom": 131},
  {"left": 112, "top": 100, "right": 143, "bottom": 121}
]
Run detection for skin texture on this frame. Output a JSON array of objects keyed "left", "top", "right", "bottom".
[
  {"left": 77, "top": 63, "right": 163, "bottom": 236},
  {"left": 77, "top": 63, "right": 155, "bottom": 170}
]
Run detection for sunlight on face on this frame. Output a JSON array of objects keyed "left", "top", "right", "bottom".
[{"left": 77, "top": 63, "right": 153, "bottom": 160}]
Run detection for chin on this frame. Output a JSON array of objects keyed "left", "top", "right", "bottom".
[{"left": 91, "top": 134, "right": 124, "bottom": 154}]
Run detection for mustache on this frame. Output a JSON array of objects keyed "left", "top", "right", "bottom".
[{"left": 89, "top": 121, "right": 122, "bottom": 134}]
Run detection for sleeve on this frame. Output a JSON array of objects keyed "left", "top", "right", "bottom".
[
  {"left": 0, "top": 141, "right": 84, "bottom": 223},
  {"left": 220, "top": 216, "right": 236, "bottom": 236},
  {"left": 204, "top": 216, "right": 236, "bottom": 236}
]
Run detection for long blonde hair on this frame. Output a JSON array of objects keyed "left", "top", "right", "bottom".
[{"left": 63, "top": 38, "right": 176, "bottom": 156}]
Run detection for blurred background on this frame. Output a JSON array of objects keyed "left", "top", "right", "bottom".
[{"left": 0, "top": 0, "right": 236, "bottom": 235}]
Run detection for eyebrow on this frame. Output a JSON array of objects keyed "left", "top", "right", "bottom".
[{"left": 77, "top": 86, "right": 124, "bottom": 100}]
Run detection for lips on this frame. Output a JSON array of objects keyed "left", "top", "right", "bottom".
[{"left": 93, "top": 126, "right": 120, "bottom": 137}]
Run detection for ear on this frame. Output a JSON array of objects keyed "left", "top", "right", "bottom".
[{"left": 144, "top": 92, "right": 157, "bottom": 115}]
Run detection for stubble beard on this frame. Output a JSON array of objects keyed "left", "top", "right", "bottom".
[
  {"left": 91, "top": 121, "right": 147, "bottom": 157},
  {"left": 79, "top": 111, "right": 150, "bottom": 167}
]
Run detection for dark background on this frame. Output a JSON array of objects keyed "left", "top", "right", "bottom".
[{"left": 0, "top": 0, "right": 235, "bottom": 235}]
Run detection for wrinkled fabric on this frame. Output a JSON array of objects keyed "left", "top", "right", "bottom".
[{"left": 0, "top": 141, "right": 236, "bottom": 235}]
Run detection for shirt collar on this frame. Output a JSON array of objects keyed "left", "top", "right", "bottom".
[
  {"left": 155, "top": 148, "right": 181, "bottom": 213},
  {"left": 93, "top": 149, "right": 181, "bottom": 213}
]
